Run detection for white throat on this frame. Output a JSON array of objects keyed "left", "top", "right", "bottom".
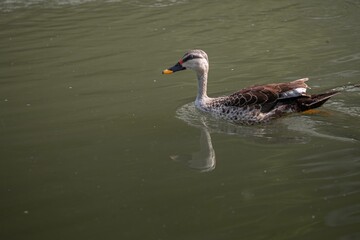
[{"left": 195, "top": 71, "right": 211, "bottom": 109}]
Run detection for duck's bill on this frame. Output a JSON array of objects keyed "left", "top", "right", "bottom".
[
  {"left": 162, "top": 69, "right": 174, "bottom": 74},
  {"left": 162, "top": 62, "right": 186, "bottom": 74}
]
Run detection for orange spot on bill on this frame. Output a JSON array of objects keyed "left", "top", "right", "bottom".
[{"left": 162, "top": 69, "right": 173, "bottom": 74}]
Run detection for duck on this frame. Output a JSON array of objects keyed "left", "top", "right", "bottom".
[{"left": 162, "top": 49, "right": 339, "bottom": 124}]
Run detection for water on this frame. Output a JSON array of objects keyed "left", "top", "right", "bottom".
[{"left": 1, "top": 0, "right": 359, "bottom": 239}]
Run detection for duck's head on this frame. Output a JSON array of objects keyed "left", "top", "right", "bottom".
[{"left": 162, "top": 49, "right": 209, "bottom": 74}]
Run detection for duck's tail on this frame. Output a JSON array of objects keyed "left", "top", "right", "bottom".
[{"left": 297, "top": 91, "right": 340, "bottom": 112}]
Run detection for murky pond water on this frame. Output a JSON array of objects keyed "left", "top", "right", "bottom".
[{"left": 1, "top": 0, "right": 359, "bottom": 239}]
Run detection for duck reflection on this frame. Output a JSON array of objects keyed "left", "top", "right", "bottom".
[{"left": 170, "top": 121, "right": 215, "bottom": 172}]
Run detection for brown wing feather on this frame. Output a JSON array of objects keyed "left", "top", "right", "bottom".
[{"left": 220, "top": 78, "right": 309, "bottom": 108}]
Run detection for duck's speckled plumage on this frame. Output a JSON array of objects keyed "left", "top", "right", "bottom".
[{"left": 162, "top": 49, "right": 338, "bottom": 124}]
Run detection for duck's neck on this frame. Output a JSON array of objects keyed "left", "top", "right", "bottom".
[{"left": 196, "top": 71, "right": 209, "bottom": 103}]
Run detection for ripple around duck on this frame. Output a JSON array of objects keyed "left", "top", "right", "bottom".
[
  {"left": 326, "top": 85, "right": 360, "bottom": 118},
  {"left": 175, "top": 102, "right": 280, "bottom": 140},
  {"left": 328, "top": 101, "right": 360, "bottom": 118},
  {"left": 175, "top": 102, "right": 358, "bottom": 144}
]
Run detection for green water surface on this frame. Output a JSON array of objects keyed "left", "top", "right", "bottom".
[{"left": 1, "top": 0, "right": 359, "bottom": 239}]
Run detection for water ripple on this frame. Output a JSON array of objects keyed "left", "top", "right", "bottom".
[
  {"left": 0, "top": 0, "right": 187, "bottom": 11},
  {"left": 0, "top": 0, "right": 109, "bottom": 11},
  {"left": 298, "top": 147, "right": 360, "bottom": 204},
  {"left": 331, "top": 52, "right": 360, "bottom": 64},
  {"left": 325, "top": 204, "right": 360, "bottom": 227},
  {"left": 127, "top": 0, "right": 187, "bottom": 8}
]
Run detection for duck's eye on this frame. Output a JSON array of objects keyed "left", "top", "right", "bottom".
[{"left": 182, "top": 54, "right": 200, "bottom": 63}]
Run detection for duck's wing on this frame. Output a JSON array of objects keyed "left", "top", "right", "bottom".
[{"left": 221, "top": 78, "right": 309, "bottom": 111}]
